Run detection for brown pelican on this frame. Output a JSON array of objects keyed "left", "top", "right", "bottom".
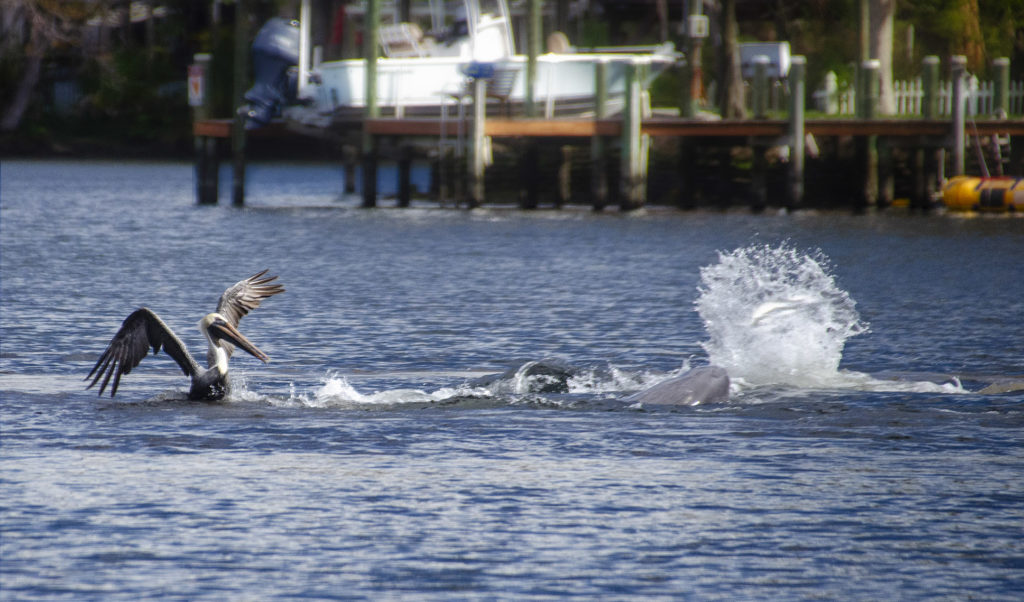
[{"left": 86, "top": 270, "right": 284, "bottom": 400}]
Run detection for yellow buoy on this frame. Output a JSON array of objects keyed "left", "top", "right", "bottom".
[{"left": 942, "top": 176, "right": 1024, "bottom": 212}]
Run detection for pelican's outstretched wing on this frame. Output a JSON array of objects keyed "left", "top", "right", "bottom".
[
  {"left": 86, "top": 308, "right": 200, "bottom": 397},
  {"left": 214, "top": 270, "right": 284, "bottom": 360},
  {"left": 216, "top": 269, "right": 285, "bottom": 327}
]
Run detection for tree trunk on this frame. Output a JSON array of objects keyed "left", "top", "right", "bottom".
[
  {"left": 719, "top": 0, "right": 745, "bottom": 119},
  {"left": 870, "top": 0, "right": 896, "bottom": 115},
  {"left": 952, "top": 0, "right": 985, "bottom": 72},
  {"left": 1, "top": 26, "right": 44, "bottom": 132}
]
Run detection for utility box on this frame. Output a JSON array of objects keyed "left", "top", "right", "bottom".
[{"left": 740, "top": 42, "right": 791, "bottom": 79}]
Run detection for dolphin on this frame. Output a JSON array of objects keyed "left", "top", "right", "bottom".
[{"left": 625, "top": 365, "right": 730, "bottom": 406}]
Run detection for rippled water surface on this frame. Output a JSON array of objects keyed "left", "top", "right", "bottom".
[{"left": 2, "top": 160, "right": 1023, "bottom": 599}]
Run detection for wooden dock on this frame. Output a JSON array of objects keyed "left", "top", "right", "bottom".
[
  {"left": 192, "top": 52, "right": 1024, "bottom": 211},
  {"left": 194, "top": 113, "right": 1024, "bottom": 209},
  {"left": 355, "top": 116, "right": 1024, "bottom": 139},
  {"left": 195, "top": 116, "right": 1024, "bottom": 141},
  {"left": 188, "top": 3, "right": 1023, "bottom": 212}
]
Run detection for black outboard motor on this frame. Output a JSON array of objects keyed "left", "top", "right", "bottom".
[{"left": 241, "top": 18, "right": 300, "bottom": 129}]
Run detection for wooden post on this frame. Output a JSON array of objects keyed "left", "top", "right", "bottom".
[
  {"left": 619, "top": 60, "right": 645, "bottom": 210},
  {"left": 591, "top": 59, "right": 609, "bottom": 211},
  {"left": 362, "top": 0, "right": 381, "bottom": 208},
  {"left": 750, "top": 56, "right": 770, "bottom": 211},
  {"left": 520, "top": 144, "right": 540, "bottom": 209},
  {"left": 679, "top": 56, "right": 694, "bottom": 119},
  {"left": 787, "top": 56, "right": 805, "bottom": 209},
  {"left": 752, "top": 55, "right": 770, "bottom": 119},
  {"left": 858, "top": 59, "right": 880, "bottom": 208},
  {"left": 201, "top": 137, "right": 220, "bottom": 205},
  {"left": 993, "top": 57, "right": 1010, "bottom": 117},
  {"left": 557, "top": 146, "right": 572, "bottom": 207},
  {"left": 525, "top": 0, "right": 541, "bottom": 118},
  {"left": 343, "top": 145, "right": 357, "bottom": 194},
  {"left": 917, "top": 55, "right": 941, "bottom": 209},
  {"left": 469, "top": 77, "right": 486, "bottom": 209},
  {"left": 192, "top": 53, "right": 218, "bottom": 205},
  {"left": 921, "top": 56, "right": 940, "bottom": 119},
  {"left": 398, "top": 145, "right": 413, "bottom": 207},
  {"left": 951, "top": 55, "right": 967, "bottom": 176},
  {"left": 681, "top": 1, "right": 704, "bottom": 119},
  {"left": 231, "top": 0, "right": 248, "bottom": 207},
  {"left": 751, "top": 145, "right": 767, "bottom": 211},
  {"left": 518, "top": 0, "right": 542, "bottom": 210}
]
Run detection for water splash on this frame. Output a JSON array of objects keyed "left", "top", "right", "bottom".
[
  {"left": 278, "top": 373, "right": 492, "bottom": 408},
  {"left": 696, "top": 243, "right": 868, "bottom": 388}
]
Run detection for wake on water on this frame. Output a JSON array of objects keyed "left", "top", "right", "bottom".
[{"left": 270, "top": 243, "right": 963, "bottom": 409}]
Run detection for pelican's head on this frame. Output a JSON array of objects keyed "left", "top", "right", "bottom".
[{"left": 199, "top": 313, "right": 270, "bottom": 363}]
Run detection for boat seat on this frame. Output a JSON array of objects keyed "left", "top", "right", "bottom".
[
  {"left": 380, "top": 23, "right": 433, "bottom": 58},
  {"left": 546, "top": 31, "right": 573, "bottom": 54},
  {"left": 451, "top": 64, "right": 519, "bottom": 115}
]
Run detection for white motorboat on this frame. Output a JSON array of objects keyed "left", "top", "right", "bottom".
[{"left": 245, "top": 0, "right": 679, "bottom": 129}]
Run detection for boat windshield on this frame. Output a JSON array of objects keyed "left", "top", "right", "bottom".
[{"left": 466, "top": 0, "right": 514, "bottom": 60}]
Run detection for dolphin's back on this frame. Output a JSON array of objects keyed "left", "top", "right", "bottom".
[{"left": 627, "top": 366, "right": 730, "bottom": 406}]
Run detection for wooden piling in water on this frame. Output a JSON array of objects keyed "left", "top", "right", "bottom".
[
  {"left": 362, "top": 0, "right": 380, "bottom": 208},
  {"left": 518, "top": 0, "right": 542, "bottom": 209},
  {"left": 913, "top": 55, "right": 941, "bottom": 209},
  {"left": 231, "top": 0, "right": 248, "bottom": 207},
  {"left": 557, "top": 145, "right": 572, "bottom": 207},
  {"left": 397, "top": 145, "right": 413, "bottom": 207},
  {"left": 857, "top": 59, "right": 880, "bottom": 209},
  {"left": 752, "top": 55, "right": 769, "bottom": 120},
  {"left": 750, "top": 55, "right": 770, "bottom": 211},
  {"left": 619, "top": 60, "right": 646, "bottom": 210},
  {"left": 787, "top": 56, "right": 806, "bottom": 209},
  {"left": 993, "top": 58, "right": 1010, "bottom": 117},
  {"left": 951, "top": 55, "right": 967, "bottom": 177},
  {"left": 343, "top": 145, "right": 357, "bottom": 194},
  {"left": 591, "top": 59, "right": 609, "bottom": 211},
  {"left": 192, "top": 53, "right": 218, "bottom": 205},
  {"left": 469, "top": 77, "right": 487, "bottom": 209}
]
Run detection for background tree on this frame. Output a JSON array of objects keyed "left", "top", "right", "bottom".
[
  {"left": 1, "top": 1, "right": 90, "bottom": 131},
  {"left": 718, "top": 0, "right": 745, "bottom": 118}
]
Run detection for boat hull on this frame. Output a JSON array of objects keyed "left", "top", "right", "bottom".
[{"left": 294, "top": 53, "right": 674, "bottom": 125}]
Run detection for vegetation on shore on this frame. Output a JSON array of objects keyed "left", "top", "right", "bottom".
[{"left": 2, "top": 0, "right": 1022, "bottom": 158}]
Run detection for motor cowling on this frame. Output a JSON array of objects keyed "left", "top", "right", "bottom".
[{"left": 241, "top": 18, "right": 300, "bottom": 129}]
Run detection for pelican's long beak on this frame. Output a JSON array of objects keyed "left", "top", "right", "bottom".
[{"left": 208, "top": 318, "right": 270, "bottom": 363}]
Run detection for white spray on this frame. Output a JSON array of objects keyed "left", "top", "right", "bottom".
[{"left": 696, "top": 244, "right": 868, "bottom": 388}]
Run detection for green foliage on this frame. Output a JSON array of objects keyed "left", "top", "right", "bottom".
[{"left": 72, "top": 47, "right": 190, "bottom": 143}]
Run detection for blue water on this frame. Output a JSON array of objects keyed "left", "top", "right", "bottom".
[{"left": 2, "top": 159, "right": 1023, "bottom": 600}]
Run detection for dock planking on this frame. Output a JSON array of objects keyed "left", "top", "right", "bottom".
[{"left": 196, "top": 117, "right": 1024, "bottom": 140}]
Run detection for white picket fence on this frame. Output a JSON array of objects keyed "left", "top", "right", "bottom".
[{"left": 816, "top": 76, "right": 1024, "bottom": 117}]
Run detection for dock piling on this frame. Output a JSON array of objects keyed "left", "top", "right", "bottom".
[
  {"left": 993, "top": 58, "right": 1010, "bottom": 117},
  {"left": 951, "top": 55, "right": 967, "bottom": 176},
  {"left": 398, "top": 145, "right": 413, "bottom": 207},
  {"left": 362, "top": 0, "right": 380, "bottom": 208},
  {"left": 591, "top": 59, "right": 609, "bottom": 210},
  {"left": 231, "top": 0, "right": 248, "bottom": 207},
  {"left": 469, "top": 77, "right": 487, "bottom": 208},
  {"left": 192, "top": 53, "right": 218, "bottom": 205},
  {"left": 787, "top": 56, "right": 806, "bottom": 209},
  {"left": 619, "top": 59, "right": 646, "bottom": 210},
  {"left": 752, "top": 55, "right": 770, "bottom": 119},
  {"left": 916, "top": 55, "right": 941, "bottom": 208},
  {"left": 858, "top": 59, "right": 880, "bottom": 208}
]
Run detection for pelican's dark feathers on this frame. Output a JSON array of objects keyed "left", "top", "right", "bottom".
[{"left": 86, "top": 270, "right": 284, "bottom": 399}]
